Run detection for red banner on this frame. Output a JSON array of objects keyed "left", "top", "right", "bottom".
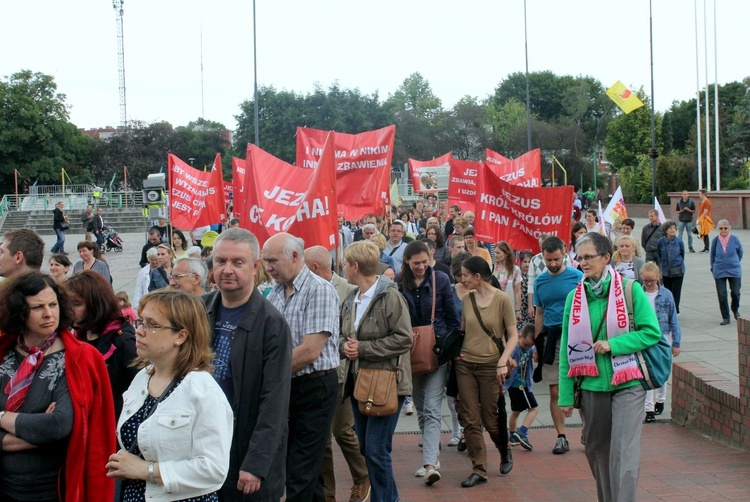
[
  {"left": 231, "top": 157, "right": 246, "bottom": 221},
  {"left": 474, "top": 163, "right": 573, "bottom": 254},
  {"left": 296, "top": 125, "right": 395, "bottom": 221},
  {"left": 408, "top": 152, "right": 451, "bottom": 193},
  {"left": 240, "top": 135, "right": 338, "bottom": 249},
  {"left": 446, "top": 158, "right": 484, "bottom": 213},
  {"left": 168, "top": 154, "right": 226, "bottom": 230},
  {"left": 485, "top": 148, "right": 542, "bottom": 188}
]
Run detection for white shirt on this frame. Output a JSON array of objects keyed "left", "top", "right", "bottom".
[
  {"left": 354, "top": 279, "right": 379, "bottom": 331},
  {"left": 133, "top": 265, "right": 152, "bottom": 310},
  {"left": 117, "top": 369, "right": 234, "bottom": 502}
]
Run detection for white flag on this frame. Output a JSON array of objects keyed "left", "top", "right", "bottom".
[
  {"left": 602, "top": 186, "right": 628, "bottom": 224},
  {"left": 654, "top": 197, "right": 667, "bottom": 223}
]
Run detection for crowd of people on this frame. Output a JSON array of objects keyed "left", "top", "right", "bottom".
[{"left": 0, "top": 188, "right": 743, "bottom": 501}]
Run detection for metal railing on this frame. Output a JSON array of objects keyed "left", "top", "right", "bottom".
[{"left": 0, "top": 190, "right": 144, "bottom": 213}]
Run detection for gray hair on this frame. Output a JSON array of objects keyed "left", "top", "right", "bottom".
[
  {"left": 576, "top": 232, "right": 613, "bottom": 257},
  {"left": 187, "top": 246, "right": 202, "bottom": 258},
  {"left": 282, "top": 235, "right": 305, "bottom": 261},
  {"left": 146, "top": 247, "right": 158, "bottom": 259},
  {"left": 362, "top": 223, "right": 379, "bottom": 234},
  {"left": 175, "top": 258, "right": 207, "bottom": 284},
  {"left": 717, "top": 219, "right": 730, "bottom": 228},
  {"left": 214, "top": 227, "right": 260, "bottom": 261}
]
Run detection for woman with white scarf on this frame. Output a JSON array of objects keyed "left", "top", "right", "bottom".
[{"left": 558, "top": 232, "right": 661, "bottom": 502}]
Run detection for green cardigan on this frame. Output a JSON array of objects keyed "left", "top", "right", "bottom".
[{"left": 558, "top": 276, "right": 661, "bottom": 407}]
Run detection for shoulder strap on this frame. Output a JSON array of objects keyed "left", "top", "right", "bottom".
[
  {"left": 388, "top": 243, "right": 402, "bottom": 256},
  {"left": 429, "top": 271, "right": 436, "bottom": 323},
  {"left": 624, "top": 279, "right": 635, "bottom": 331},
  {"left": 469, "top": 291, "right": 494, "bottom": 338}
]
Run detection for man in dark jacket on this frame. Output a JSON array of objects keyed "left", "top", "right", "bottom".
[
  {"left": 640, "top": 210, "right": 664, "bottom": 265},
  {"left": 51, "top": 201, "right": 68, "bottom": 254},
  {"left": 204, "top": 228, "right": 293, "bottom": 501},
  {"left": 675, "top": 190, "right": 696, "bottom": 253}
]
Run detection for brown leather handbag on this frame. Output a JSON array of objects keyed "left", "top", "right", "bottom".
[
  {"left": 410, "top": 271, "right": 439, "bottom": 375},
  {"left": 353, "top": 364, "right": 399, "bottom": 417}
]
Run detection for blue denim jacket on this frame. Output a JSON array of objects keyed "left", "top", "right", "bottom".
[
  {"left": 658, "top": 236, "right": 685, "bottom": 275},
  {"left": 651, "top": 285, "right": 681, "bottom": 348}
]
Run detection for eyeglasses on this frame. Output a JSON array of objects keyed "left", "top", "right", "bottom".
[
  {"left": 642, "top": 279, "right": 658, "bottom": 284},
  {"left": 719, "top": 227, "right": 729, "bottom": 230},
  {"left": 578, "top": 254, "right": 601, "bottom": 262},
  {"left": 169, "top": 273, "right": 195, "bottom": 281},
  {"left": 134, "top": 318, "right": 179, "bottom": 333}
]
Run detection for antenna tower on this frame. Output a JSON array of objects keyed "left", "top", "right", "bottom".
[{"left": 113, "top": 0, "right": 127, "bottom": 128}]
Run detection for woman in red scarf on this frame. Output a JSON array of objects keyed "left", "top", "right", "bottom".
[{"left": 0, "top": 271, "right": 115, "bottom": 502}]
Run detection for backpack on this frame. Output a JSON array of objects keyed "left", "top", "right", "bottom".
[{"left": 624, "top": 280, "right": 673, "bottom": 390}]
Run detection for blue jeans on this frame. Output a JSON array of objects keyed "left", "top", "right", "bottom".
[
  {"left": 351, "top": 396, "right": 404, "bottom": 502},
  {"left": 50, "top": 228, "right": 66, "bottom": 253},
  {"left": 412, "top": 363, "right": 447, "bottom": 467},
  {"left": 676, "top": 221, "right": 693, "bottom": 249},
  {"left": 715, "top": 276, "right": 741, "bottom": 321}
]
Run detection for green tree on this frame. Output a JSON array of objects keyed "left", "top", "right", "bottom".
[
  {"left": 604, "top": 92, "right": 661, "bottom": 172},
  {"left": 486, "top": 98, "right": 527, "bottom": 156},
  {"left": 0, "top": 70, "right": 94, "bottom": 191},
  {"left": 440, "top": 96, "right": 491, "bottom": 161},
  {"left": 617, "top": 155, "right": 653, "bottom": 203}
]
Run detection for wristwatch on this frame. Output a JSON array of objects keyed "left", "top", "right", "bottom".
[{"left": 148, "top": 461, "right": 155, "bottom": 484}]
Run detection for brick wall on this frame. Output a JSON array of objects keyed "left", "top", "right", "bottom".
[
  {"left": 671, "top": 317, "right": 750, "bottom": 450},
  {"left": 668, "top": 191, "right": 750, "bottom": 229}
]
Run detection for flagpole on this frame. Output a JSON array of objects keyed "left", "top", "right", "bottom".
[
  {"left": 703, "top": 0, "right": 712, "bottom": 191},
  {"left": 523, "top": 0, "right": 532, "bottom": 151},
  {"left": 253, "top": 0, "right": 259, "bottom": 147},
  {"left": 14, "top": 169, "right": 18, "bottom": 197},
  {"left": 713, "top": 0, "right": 720, "bottom": 190},
  {"left": 694, "top": 0, "right": 703, "bottom": 190},
  {"left": 648, "top": 0, "right": 657, "bottom": 203}
]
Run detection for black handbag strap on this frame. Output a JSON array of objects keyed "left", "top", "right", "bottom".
[
  {"left": 469, "top": 291, "right": 493, "bottom": 337},
  {"left": 428, "top": 270, "right": 436, "bottom": 324},
  {"left": 128, "top": 378, "right": 178, "bottom": 454}
]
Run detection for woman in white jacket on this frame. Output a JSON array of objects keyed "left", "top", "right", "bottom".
[{"left": 106, "top": 290, "right": 233, "bottom": 502}]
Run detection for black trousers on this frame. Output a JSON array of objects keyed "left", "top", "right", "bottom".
[
  {"left": 715, "top": 276, "right": 741, "bottom": 321},
  {"left": 286, "top": 370, "right": 338, "bottom": 502},
  {"left": 662, "top": 275, "right": 684, "bottom": 314}
]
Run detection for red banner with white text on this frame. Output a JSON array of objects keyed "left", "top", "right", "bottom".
[
  {"left": 296, "top": 125, "right": 395, "bottom": 220},
  {"left": 446, "top": 158, "right": 485, "bottom": 213},
  {"left": 485, "top": 148, "right": 542, "bottom": 188},
  {"left": 241, "top": 136, "right": 338, "bottom": 249},
  {"left": 474, "top": 163, "right": 573, "bottom": 254},
  {"left": 168, "top": 154, "right": 226, "bottom": 230},
  {"left": 231, "top": 157, "right": 247, "bottom": 222},
  {"left": 408, "top": 152, "right": 451, "bottom": 193}
]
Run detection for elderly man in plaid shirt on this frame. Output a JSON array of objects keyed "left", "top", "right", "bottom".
[{"left": 264, "top": 232, "right": 341, "bottom": 502}]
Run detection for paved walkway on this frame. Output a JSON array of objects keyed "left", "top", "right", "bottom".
[{"left": 37, "top": 218, "right": 750, "bottom": 500}]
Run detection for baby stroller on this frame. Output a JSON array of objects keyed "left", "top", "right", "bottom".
[{"left": 104, "top": 226, "right": 124, "bottom": 252}]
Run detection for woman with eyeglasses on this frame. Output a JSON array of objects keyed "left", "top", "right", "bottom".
[
  {"left": 639, "top": 262, "right": 681, "bottom": 423},
  {"left": 657, "top": 220, "right": 686, "bottom": 314},
  {"left": 107, "top": 290, "right": 233, "bottom": 502},
  {"left": 64, "top": 270, "right": 139, "bottom": 417},
  {"left": 559, "top": 232, "right": 661, "bottom": 502},
  {"left": 425, "top": 224, "right": 450, "bottom": 266},
  {"left": 710, "top": 220, "right": 743, "bottom": 325}
]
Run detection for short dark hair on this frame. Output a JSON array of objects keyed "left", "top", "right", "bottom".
[
  {"left": 660, "top": 220, "right": 677, "bottom": 233},
  {"left": 461, "top": 256, "right": 501, "bottom": 289},
  {"left": 450, "top": 205, "right": 461, "bottom": 213},
  {"left": 450, "top": 252, "right": 472, "bottom": 278},
  {"left": 0, "top": 272, "right": 73, "bottom": 338},
  {"left": 541, "top": 236, "right": 565, "bottom": 254},
  {"left": 49, "top": 253, "right": 72, "bottom": 268},
  {"left": 3, "top": 229, "right": 44, "bottom": 269},
  {"left": 621, "top": 218, "right": 635, "bottom": 228}
]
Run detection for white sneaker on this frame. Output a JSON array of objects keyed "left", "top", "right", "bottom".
[
  {"left": 447, "top": 436, "right": 461, "bottom": 447},
  {"left": 404, "top": 403, "right": 414, "bottom": 415},
  {"left": 414, "top": 461, "right": 440, "bottom": 477},
  {"left": 425, "top": 468, "right": 441, "bottom": 486}
]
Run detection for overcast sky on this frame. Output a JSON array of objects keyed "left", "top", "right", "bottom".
[{"left": 2, "top": 0, "right": 746, "bottom": 131}]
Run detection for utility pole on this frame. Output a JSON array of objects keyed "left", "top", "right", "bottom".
[{"left": 113, "top": 0, "right": 128, "bottom": 129}]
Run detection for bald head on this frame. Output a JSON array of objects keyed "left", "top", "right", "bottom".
[
  {"left": 262, "top": 232, "right": 306, "bottom": 286},
  {"left": 305, "top": 245, "right": 334, "bottom": 280}
]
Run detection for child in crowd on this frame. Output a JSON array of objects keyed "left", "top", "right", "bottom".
[
  {"left": 506, "top": 324, "right": 539, "bottom": 451},
  {"left": 116, "top": 290, "right": 138, "bottom": 324}
]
